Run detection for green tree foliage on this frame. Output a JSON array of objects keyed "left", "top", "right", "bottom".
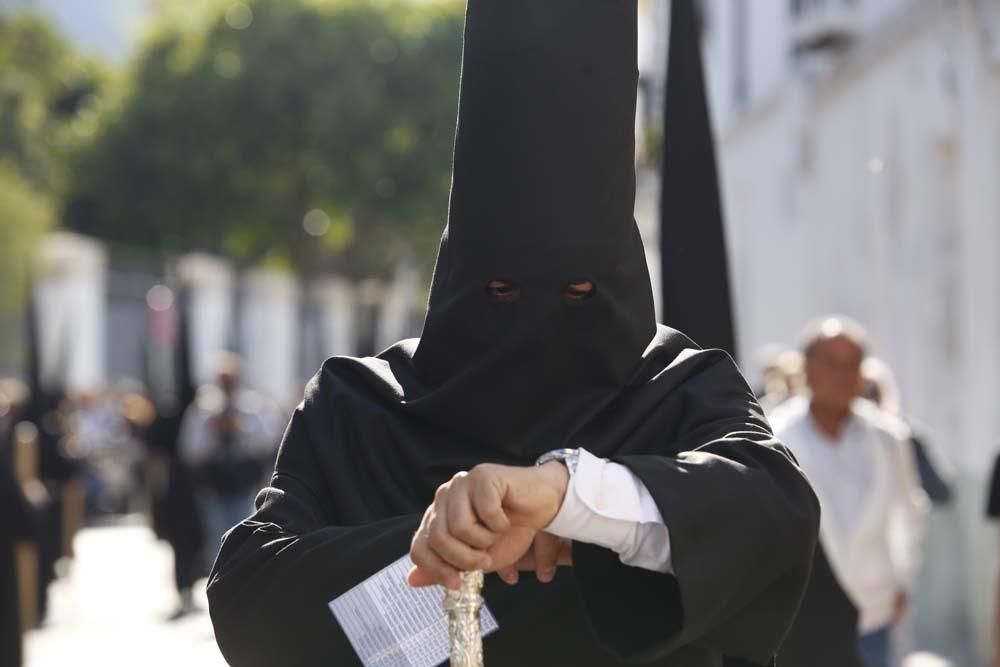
[
  {"left": 0, "top": 11, "right": 106, "bottom": 193},
  {"left": 67, "top": 0, "right": 464, "bottom": 277},
  {"left": 0, "top": 11, "right": 103, "bottom": 362},
  {"left": 0, "top": 162, "right": 54, "bottom": 316}
]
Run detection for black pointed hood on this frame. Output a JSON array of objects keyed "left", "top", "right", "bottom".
[
  {"left": 659, "top": 0, "right": 736, "bottom": 356},
  {"left": 412, "top": 0, "right": 655, "bottom": 455}
]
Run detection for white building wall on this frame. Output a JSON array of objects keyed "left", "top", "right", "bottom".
[
  {"left": 703, "top": 0, "right": 737, "bottom": 131},
  {"left": 240, "top": 269, "right": 300, "bottom": 404},
  {"left": 312, "top": 276, "right": 357, "bottom": 359},
  {"left": 746, "top": 0, "right": 791, "bottom": 108},
  {"left": 376, "top": 261, "right": 421, "bottom": 352},
  {"left": 34, "top": 232, "right": 107, "bottom": 392},
  {"left": 175, "top": 253, "right": 234, "bottom": 388}
]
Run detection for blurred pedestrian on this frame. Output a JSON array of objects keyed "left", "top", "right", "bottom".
[
  {"left": 772, "top": 316, "right": 928, "bottom": 667},
  {"left": 862, "top": 357, "right": 969, "bottom": 662},
  {"left": 754, "top": 343, "right": 805, "bottom": 416},
  {"left": 147, "top": 407, "right": 205, "bottom": 620},
  {"left": 180, "top": 353, "right": 279, "bottom": 567},
  {"left": 0, "top": 455, "right": 35, "bottom": 667},
  {"left": 985, "top": 453, "right": 1000, "bottom": 667},
  {"left": 66, "top": 387, "right": 152, "bottom": 515},
  {"left": 862, "top": 358, "right": 952, "bottom": 505},
  {"left": 1, "top": 380, "right": 41, "bottom": 667}
]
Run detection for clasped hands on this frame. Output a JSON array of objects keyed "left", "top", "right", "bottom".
[{"left": 408, "top": 462, "right": 573, "bottom": 590}]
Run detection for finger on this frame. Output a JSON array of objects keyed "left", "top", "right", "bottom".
[
  {"left": 409, "top": 544, "right": 462, "bottom": 590},
  {"left": 406, "top": 565, "right": 437, "bottom": 588},
  {"left": 513, "top": 551, "right": 535, "bottom": 571},
  {"left": 470, "top": 475, "right": 510, "bottom": 534},
  {"left": 447, "top": 493, "right": 498, "bottom": 550},
  {"left": 428, "top": 507, "right": 493, "bottom": 572},
  {"left": 557, "top": 538, "right": 573, "bottom": 567},
  {"left": 497, "top": 567, "right": 519, "bottom": 586},
  {"left": 533, "top": 532, "right": 560, "bottom": 583}
]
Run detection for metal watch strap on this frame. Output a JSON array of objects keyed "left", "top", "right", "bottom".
[{"left": 535, "top": 448, "right": 580, "bottom": 477}]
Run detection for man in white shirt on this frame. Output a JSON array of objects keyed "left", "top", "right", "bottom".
[{"left": 770, "top": 316, "right": 928, "bottom": 667}]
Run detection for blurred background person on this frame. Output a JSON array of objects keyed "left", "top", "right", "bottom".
[
  {"left": 18, "top": 294, "right": 85, "bottom": 628},
  {"left": 1, "top": 451, "right": 37, "bottom": 667},
  {"left": 754, "top": 343, "right": 805, "bottom": 416},
  {"left": 142, "top": 284, "right": 208, "bottom": 620},
  {"left": 985, "top": 453, "right": 1000, "bottom": 667},
  {"left": 862, "top": 357, "right": 952, "bottom": 506},
  {"left": 862, "top": 357, "right": 969, "bottom": 662},
  {"left": 110, "top": 390, "right": 155, "bottom": 515},
  {"left": 771, "top": 316, "right": 928, "bottom": 667},
  {"left": 179, "top": 352, "right": 280, "bottom": 580},
  {"left": 1, "top": 379, "right": 37, "bottom": 667},
  {"left": 67, "top": 387, "right": 148, "bottom": 517}
]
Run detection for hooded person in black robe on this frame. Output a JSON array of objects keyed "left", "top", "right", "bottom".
[
  {"left": 144, "top": 286, "right": 207, "bottom": 617},
  {"left": 1, "top": 393, "right": 38, "bottom": 667},
  {"left": 207, "top": 2, "right": 820, "bottom": 665},
  {"left": 654, "top": 4, "right": 860, "bottom": 665},
  {"left": 0, "top": 458, "right": 35, "bottom": 667}
]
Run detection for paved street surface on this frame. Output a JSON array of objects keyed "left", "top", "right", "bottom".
[{"left": 25, "top": 521, "right": 227, "bottom": 667}]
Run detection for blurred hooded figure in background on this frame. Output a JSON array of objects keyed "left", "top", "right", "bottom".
[
  {"left": 1, "top": 380, "right": 40, "bottom": 667},
  {"left": 207, "top": 1, "right": 820, "bottom": 665},
  {"left": 862, "top": 357, "right": 952, "bottom": 506}
]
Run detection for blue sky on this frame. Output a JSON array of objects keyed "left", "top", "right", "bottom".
[{"left": 1, "top": 0, "right": 151, "bottom": 61}]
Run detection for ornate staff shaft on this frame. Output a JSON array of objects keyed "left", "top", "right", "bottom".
[{"left": 444, "top": 570, "right": 484, "bottom": 666}]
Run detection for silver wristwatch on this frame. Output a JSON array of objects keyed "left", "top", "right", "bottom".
[{"left": 535, "top": 448, "right": 580, "bottom": 477}]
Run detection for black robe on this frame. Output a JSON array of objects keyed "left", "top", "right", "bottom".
[
  {"left": 776, "top": 547, "right": 862, "bottom": 667},
  {"left": 208, "top": 328, "right": 819, "bottom": 666},
  {"left": 1, "top": 452, "right": 35, "bottom": 667},
  {"left": 147, "top": 412, "right": 206, "bottom": 592}
]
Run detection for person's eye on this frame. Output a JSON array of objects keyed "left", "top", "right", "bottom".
[
  {"left": 562, "top": 281, "right": 595, "bottom": 303},
  {"left": 486, "top": 281, "right": 521, "bottom": 304}
]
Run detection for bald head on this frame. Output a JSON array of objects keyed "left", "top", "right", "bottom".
[{"left": 801, "top": 316, "right": 868, "bottom": 415}]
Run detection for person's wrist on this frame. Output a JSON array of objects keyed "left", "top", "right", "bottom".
[{"left": 536, "top": 461, "right": 570, "bottom": 526}]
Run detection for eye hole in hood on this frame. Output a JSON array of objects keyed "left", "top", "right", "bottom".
[
  {"left": 562, "top": 281, "right": 595, "bottom": 304},
  {"left": 486, "top": 280, "right": 521, "bottom": 304}
]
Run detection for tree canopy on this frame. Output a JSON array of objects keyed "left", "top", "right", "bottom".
[
  {"left": 0, "top": 11, "right": 105, "bottom": 193},
  {"left": 66, "top": 0, "right": 465, "bottom": 278},
  {"left": 0, "top": 11, "right": 104, "bottom": 362}
]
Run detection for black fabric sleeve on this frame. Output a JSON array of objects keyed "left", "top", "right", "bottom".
[
  {"left": 206, "top": 390, "right": 421, "bottom": 667},
  {"left": 573, "top": 351, "right": 820, "bottom": 665},
  {"left": 986, "top": 454, "right": 1000, "bottom": 519},
  {"left": 909, "top": 433, "right": 952, "bottom": 505}
]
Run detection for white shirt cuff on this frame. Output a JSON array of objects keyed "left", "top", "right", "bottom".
[{"left": 544, "top": 448, "right": 673, "bottom": 574}]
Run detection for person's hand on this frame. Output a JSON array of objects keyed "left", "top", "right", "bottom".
[
  {"left": 495, "top": 532, "right": 573, "bottom": 585},
  {"left": 408, "top": 461, "right": 569, "bottom": 589},
  {"left": 891, "top": 591, "right": 907, "bottom": 625}
]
